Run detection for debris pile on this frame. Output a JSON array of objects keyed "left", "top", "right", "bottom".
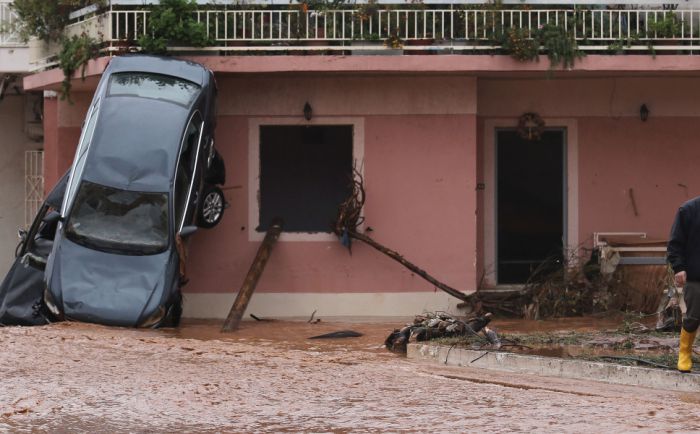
[
  {"left": 463, "top": 250, "right": 673, "bottom": 320},
  {"left": 384, "top": 312, "right": 499, "bottom": 354}
]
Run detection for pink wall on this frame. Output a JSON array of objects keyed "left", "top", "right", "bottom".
[
  {"left": 476, "top": 77, "right": 700, "bottom": 284},
  {"left": 185, "top": 71, "right": 480, "bottom": 296},
  {"left": 43, "top": 93, "right": 91, "bottom": 189},
  {"left": 578, "top": 117, "right": 700, "bottom": 242},
  {"left": 187, "top": 113, "right": 477, "bottom": 295},
  {"left": 43, "top": 72, "right": 700, "bottom": 295}
]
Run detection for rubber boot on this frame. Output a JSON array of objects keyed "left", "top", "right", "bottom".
[{"left": 678, "top": 328, "right": 697, "bottom": 373}]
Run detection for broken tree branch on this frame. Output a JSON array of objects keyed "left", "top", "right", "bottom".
[
  {"left": 348, "top": 231, "right": 469, "bottom": 302},
  {"left": 333, "top": 165, "right": 469, "bottom": 302}
]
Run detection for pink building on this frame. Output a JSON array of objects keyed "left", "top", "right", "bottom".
[{"left": 21, "top": 3, "right": 700, "bottom": 318}]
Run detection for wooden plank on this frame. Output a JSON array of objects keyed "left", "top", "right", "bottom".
[{"left": 221, "top": 217, "right": 283, "bottom": 332}]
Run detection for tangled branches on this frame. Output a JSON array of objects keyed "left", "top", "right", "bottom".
[{"left": 333, "top": 167, "right": 365, "bottom": 249}]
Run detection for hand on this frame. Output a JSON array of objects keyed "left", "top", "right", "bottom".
[{"left": 675, "top": 271, "right": 687, "bottom": 287}]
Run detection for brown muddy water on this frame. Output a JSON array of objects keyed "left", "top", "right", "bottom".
[{"left": 2, "top": 317, "right": 700, "bottom": 432}]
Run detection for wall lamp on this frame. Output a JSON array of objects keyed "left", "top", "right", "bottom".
[
  {"left": 303, "top": 102, "right": 313, "bottom": 121},
  {"left": 640, "top": 104, "right": 649, "bottom": 122}
]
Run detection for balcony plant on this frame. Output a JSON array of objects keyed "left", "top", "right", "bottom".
[
  {"left": 10, "top": 0, "right": 96, "bottom": 42},
  {"left": 538, "top": 23, "right": 583, "bottom": 69},
  {"left": 384, "top": 28, "right": 403, "bottom": 49},
  {"left": 58, "top": 32, "right": 99, "bottom": 101},
  {"left": 647, "top": 12, "right": 683, "bottom": 39},
  {"left": 498, "top": 27, "right": 538, "bottom": 62},
  {"left": 138, "top": 0, "right": 212, "bottom": 53}
]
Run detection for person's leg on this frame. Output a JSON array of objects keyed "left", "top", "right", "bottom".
[{"left": 679, "top": 281, "right": 700, "bottom": 372}]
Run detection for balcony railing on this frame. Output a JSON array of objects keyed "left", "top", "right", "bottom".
[
  {"left": 61, "top": 4, "right": 700, "bottom": 55},
  {"left": 0, "top": 1, "right": 22, "bottom": 46}
]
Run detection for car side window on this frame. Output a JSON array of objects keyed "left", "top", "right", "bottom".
[{"left": 174, "top": 112, "right": 203, "bottom": 230}]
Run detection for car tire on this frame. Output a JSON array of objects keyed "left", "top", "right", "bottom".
[{"left": 198, "top": 185, "right": 225, "bottom": 229}]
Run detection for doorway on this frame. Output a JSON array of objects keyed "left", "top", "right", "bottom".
[{"left": 496, "top": 129, "right": 566, "bottom": 284}]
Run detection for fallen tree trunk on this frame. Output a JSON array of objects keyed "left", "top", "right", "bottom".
[{"left": 221, "top": 218, "right": 283, "bottom": 332}]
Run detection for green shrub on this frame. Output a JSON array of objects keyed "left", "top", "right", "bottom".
[{"left": 137, "top": 0, "right": 211, "bottom": 54}]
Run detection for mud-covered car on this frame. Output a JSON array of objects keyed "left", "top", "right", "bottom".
[{"left": 42, "top": 55, "right": 226, "bottom": 327}]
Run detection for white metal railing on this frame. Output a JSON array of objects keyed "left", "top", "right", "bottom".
[
  {"left": 0, "top": 1, "right": 22, "bottom": 46},
  {"left": 24, "top": 150, "right": 43, "bottom": 229},
  {"left": 65, "top": 6, "right": 700, "bottom": 51}
]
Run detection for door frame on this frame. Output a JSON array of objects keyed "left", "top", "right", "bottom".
[{"left": 482, "top": 118, "right": 579, "bottom": 287}]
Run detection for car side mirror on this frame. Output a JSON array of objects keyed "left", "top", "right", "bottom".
[
  {"left": 17, "top": 229, "right": 27, "bottom": 241},
  {"left": 180, "top": 225, "right": 198, "bottom": 238},
  {"left": 42, "top": 210, "right": 62, "bottom": 224}
]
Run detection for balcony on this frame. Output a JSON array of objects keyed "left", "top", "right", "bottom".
[
  {"left": 28, "top": 1, "right": 700, "bottom": 70},
  {"left": 0, "top": 1, "right": 30, "bottom": 72}
]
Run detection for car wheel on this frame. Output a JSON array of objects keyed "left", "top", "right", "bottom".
[{"left": 198, "top": 185, "right": 225, "bottom": 228}]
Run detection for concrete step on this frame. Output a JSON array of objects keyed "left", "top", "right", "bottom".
[{"left": 407, "top": 343, "right": 700, "bottom": 393}]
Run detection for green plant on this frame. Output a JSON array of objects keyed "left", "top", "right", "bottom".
[
  {"left": 647, "top": 12, "right": 683, "bottom": 39},
  {"left": 384, "top": 28, "right": 403, "bottom": 49},
  {"left": 137, "top": 0, "right": 212, "bottom": 54},
  {"left": 494, "top": 22, "right": 583, "bottom": 69},
  {"left": 10, "top": 0, "right": 94, "bottom": 42},
  {"left": 498, "top": 27, "right": 539, "bottom": 62},
  {"left": 607, "top": 32, "right": 641, "bottom": 54},
  {"left": 538, "top": 23, "right": 584, "bottom": 69},
  {"left": 58, "top": 33, "right": 99, "bottom": 100},
  {"left": 356, "top": 0, "right": 379, "bottom": 22}
]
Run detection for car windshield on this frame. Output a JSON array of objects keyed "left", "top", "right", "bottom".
[
  {"left": 65, "top": 181, "right": 169, "bottom": 255},
  {"left": 108, "top": 72, "right": 200, "bottom": 106}
]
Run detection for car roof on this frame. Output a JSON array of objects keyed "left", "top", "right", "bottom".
[
  {"left": 81, "top": 95, "right": 192, "bottom": 192},
  {"left": 107, "top": 55, "right": 208, "bottom": 86}
]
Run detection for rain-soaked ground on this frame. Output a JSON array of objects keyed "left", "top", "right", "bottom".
[{"left": 2, "top": 316, "right": 700, "bottom": 432}]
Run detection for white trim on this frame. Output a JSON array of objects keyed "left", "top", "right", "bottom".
[
  {"left": 482, "top": 119, "right": 579, "bottom": 286},
  {"left": 248, "top": 117, "right": 365, "bottom": 242},
  {"left": 182, "top": 291, "right": 463, "bottom": 319}
]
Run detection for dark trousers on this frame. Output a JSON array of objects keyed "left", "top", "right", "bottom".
[{"left": 684, "top": 281, "right": 700, "bottom": 333}]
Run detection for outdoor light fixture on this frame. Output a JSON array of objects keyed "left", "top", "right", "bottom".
[
  {"left": 640, "top": 104, "right": 649, "bottom": 122},
  {"left": 303, "top": 102, "right": 313, "bottom": 121}
]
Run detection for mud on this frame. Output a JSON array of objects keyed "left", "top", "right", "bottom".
[{"left": 1, "top": 318, "right": 700, "bottom": 432}]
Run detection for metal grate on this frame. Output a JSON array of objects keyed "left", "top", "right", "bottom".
[{"left": 24, "top": 150, "right": 43, "bottom": 228}]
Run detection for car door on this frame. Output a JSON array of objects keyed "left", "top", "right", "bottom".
[{"left": 0, "top": 173, "right": 68, "bottom": 325}]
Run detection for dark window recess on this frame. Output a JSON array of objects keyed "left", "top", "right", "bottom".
[{"left": 259, "top": 125, "right": 353, "bottom": 232}]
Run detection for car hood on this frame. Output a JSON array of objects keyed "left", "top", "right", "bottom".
[{"left": 47, "top": 237, "right": 177, "bottom": 327}]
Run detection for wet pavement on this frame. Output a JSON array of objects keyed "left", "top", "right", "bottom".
[{"left": 2, "top": 318, "right": 700, "bottom": 432}]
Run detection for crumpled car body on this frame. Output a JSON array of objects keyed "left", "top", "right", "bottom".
[
  {"left": 42, "top": 55, "right": 226, "bottom": 328},
  {"left": 0, "top": 173, "right": 68, "bottom": 326}
]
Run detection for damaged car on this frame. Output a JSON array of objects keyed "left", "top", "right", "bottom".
[
  {"left": 0, "top": 173, "right": 68, "bottom": 326},
  {"left": 41, "top": 55, "right": 226, "bottom": 327}
]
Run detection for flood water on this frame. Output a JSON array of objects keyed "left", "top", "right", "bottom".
[{"left": 1, "top": 317, "right": 699, "bottom": 432}]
